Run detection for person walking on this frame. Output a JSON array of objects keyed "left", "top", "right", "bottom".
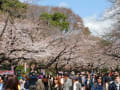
[
  {"left": 73, "top": 77, "right": 82, "bottom": 90},
  {"left": 109, "top": 75, "right": 120, "bottom": 90},
  {"left": 85, "top": 74, "right": 92, "bottom": 90},
  {"left": 94, "top": 76, "right": 104, "bottom": 90},
  {"left": 4, "top": 75, "right": 20, "bottom": 90},
  {"left": 36, "top": 78, "right": 45, "bottom": 90},
  {"left": 52, "top": 77, "right": 62, "bottom": 90},
  {"left": 0, "top": 75, "right": 3, "bottom": 90},
  {"left": 63, "top": 73, "right": 73, "bottom": 90}
]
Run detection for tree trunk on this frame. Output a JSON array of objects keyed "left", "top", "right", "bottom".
[{"left": 0, "top": 14, "right": 9, "bottom": 39}]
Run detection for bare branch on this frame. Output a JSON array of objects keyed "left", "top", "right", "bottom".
[
  {"left": 0, "top": 14, "right": 9, "bottom": 39},
  {"left": 46, "top": 45, "right": 67, "bottom": 68}
]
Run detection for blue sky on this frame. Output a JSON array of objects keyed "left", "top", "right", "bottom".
[
  {"left": 31, "top": 0, "right": 113, "bottom": 36},
  {"left": 20, "top": 0, "right": 114, "bottom": 36},
  {"left": 34, "top": 0, "right": 111, "bottom": 18}
]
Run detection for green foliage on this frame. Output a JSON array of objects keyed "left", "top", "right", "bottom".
[
  {"left": 52, "top": 13, "right": 66, "bottom": 22},
  {"left": 100, "top": 68, "right": 109, "bottom": 73},
  {"left": 40, "top": 13, "right": 52, "bottom": 21},
  {"left": 60, "top": 22, "right": 69, "bottom": 31},
  {"left": 40, "top": 12, "right": 69, "bottom": 31},
  {"left": 15, "top": 65, "right": 30, "bottom": 75},
  {"left": 0, "top": 0, "right": 27, "bottom": 17},
  {"left": 0, "top": 63, "right": 11, "bottom": 70},
  {"left": 15, "top": 65, "right": 24, "bottom": 74},
  {"left": 46, "top": 68, "right": 56, "bottom": 76}
]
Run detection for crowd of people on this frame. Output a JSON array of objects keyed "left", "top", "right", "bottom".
[{"left": 0, "top": 69, "right": 120, "bottom": 90}]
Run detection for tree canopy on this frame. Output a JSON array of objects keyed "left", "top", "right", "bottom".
[
  {"left": 0, "top": 0, "right": 27, "bottom": 17},
  {"left": 40, "top": 12, "right": 69, "bottom": 31}
]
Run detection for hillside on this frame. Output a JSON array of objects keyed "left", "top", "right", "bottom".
[
  {"left": 26, "top": 5, "right": 85, "bottom": 31},
  {"left": 0, "top": 4, "right": 119, "bottom": 71}
]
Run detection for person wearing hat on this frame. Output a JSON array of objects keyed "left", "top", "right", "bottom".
[{"left": 73, "top": 77, "right": 82, "bottom": 90}]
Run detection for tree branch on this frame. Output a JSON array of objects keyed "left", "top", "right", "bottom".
[
  {"left": 0, "top": 14, "right": 9, "bottom": 39},
  {"left": 46, "top": 46, "right": 67, "bottom": 68}
]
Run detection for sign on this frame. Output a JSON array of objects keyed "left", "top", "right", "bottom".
[{"left": 0, "top": 70, "right": 14, "bottom": 75}]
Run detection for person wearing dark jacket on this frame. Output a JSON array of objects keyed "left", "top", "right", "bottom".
[
  {"left": 85, "top": 75, "right": 92, "bottom": 90},
  {"left": 24, "top": 75, "right": 29, "bottom": 90},
  {"left": 91, "top": 74, "right": 96, "bottom": 90},
  {"left": 94, "top": 76, "right": 104, "bottom": 90},
  {"left": 109, "top": 75, "right": 120, "bottom": 90},
  {"left": 28, "top": 72, "right": 38, "bottom": 90}
]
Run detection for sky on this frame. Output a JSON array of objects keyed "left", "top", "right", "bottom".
[
  {"left": 30, "top": 0, "right": 111, "bottom": 18},
  {"left": 20, "top": 0, "right": 114, "bottom": 36}
]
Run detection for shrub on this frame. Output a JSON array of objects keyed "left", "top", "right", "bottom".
[{"left": 40, "top": 12, "right": 69, "bottom": 31}]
